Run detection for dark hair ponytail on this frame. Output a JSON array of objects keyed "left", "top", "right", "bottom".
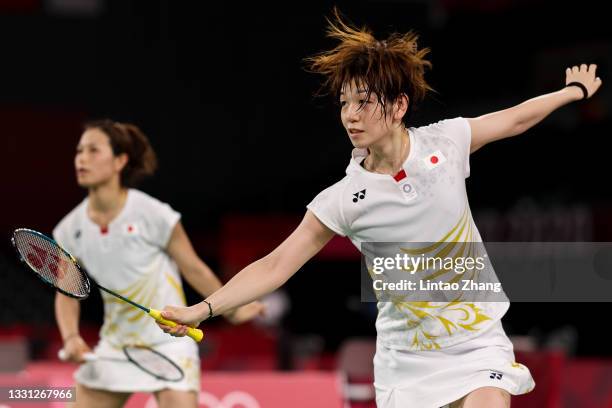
[{"left": 84, "top": 119, "right": 158, "bottom": 187}]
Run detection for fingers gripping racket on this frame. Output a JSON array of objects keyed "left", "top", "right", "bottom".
[
  {"left": 11, "top": 228, "right": 203, "bottom": 342},
  {"left": 58, "top": 345, "right": 184, "bottom": 382}
]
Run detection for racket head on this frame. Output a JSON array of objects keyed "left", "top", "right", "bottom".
[
  {"left": 11, "top": 228, "right": 91, "bottom": 299},
  {"left": 123, "top": 345, "right": 185, "bottom": 382}
]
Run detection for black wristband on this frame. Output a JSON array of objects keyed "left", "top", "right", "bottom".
[
  {"left": 566, "top": 82, "right": 588, "bottom": 100},
  {"left": 203, "top": 300, "right": 214, "bottom": 321}
]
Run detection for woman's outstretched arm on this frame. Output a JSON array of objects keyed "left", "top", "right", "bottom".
[
  {"left": 157, "top": 210, "right": 336, "bottom": 334},
  {"left": 468, "top": 63, "right": 602, "bottom": 153}
]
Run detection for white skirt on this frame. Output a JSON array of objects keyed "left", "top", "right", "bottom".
[
  {"left": 74, "top": 338, "right": 200, "bottom": 393},
  {"left": 374, "top": 320, "right": 535, "bottom": 408}
]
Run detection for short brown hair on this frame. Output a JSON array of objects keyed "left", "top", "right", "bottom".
[
  {"left": 305, "top": 8, "right": 434, "bottom": 123},
  {"left": 84, "top": 119, "right": 158, "bottom": 187}
]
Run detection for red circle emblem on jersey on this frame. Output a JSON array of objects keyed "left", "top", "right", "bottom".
[{"left": 430, "top": 155, "right": 438, "bottom": 164}]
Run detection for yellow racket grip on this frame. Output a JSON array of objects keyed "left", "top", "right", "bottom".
[{"left": 148, "top": 309, "right": 204, "bottom": 342}]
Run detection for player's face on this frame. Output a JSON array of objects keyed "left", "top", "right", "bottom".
[
  {"left": 340, "top": 81, "right": 394, "bottom": 148},
  {"left": 75, "top": 128, "right": 124, "bottom": 188}
]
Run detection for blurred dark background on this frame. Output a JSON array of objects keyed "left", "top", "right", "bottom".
[{"left": 1, "top": 0, "right": 611, "bottom": 366}]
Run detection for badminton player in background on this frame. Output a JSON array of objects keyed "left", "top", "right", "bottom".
[
  {"left": 53, "top": 119, "right": 264, "bottom": 408},
  {"left": 157, "top": 10, "right": 602, "bottom": 408}
]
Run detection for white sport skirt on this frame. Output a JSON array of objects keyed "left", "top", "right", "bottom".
[
  {"left": 74, "top": 338, "right": 200, "bottom": 394},
  {"left": 374, "top": 320, "right": 535, "bottom": 408}
]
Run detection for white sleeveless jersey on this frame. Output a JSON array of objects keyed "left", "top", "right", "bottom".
[
  {"left": 307, "top": 117, "right": 509, "bottom": 350},
  {"left": 53, "top": 189, "right": 190, "bottom": 348}
]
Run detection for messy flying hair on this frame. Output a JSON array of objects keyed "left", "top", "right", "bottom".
[{"left": 305, "top": 8, "right": 434, "bottom": 124}]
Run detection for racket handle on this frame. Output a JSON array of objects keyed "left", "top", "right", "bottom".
[
  {"left": 58, "top": 349, "right": 96, "bottom": 362},
  {"left": 148, "top": 309, "right": 204, "bottom": 342}
]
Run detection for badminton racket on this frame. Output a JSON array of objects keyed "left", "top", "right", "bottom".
[{"left": 11, "top": 228, "right": 203, "bottom": 342}]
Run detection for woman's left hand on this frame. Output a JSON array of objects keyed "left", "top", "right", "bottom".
[{"left": 565, "top": 64, "right": 602, "bottom": 99}]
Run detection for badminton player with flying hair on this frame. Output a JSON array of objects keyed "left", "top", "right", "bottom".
[
  {"left": 53, "top": 119, "right": 264, "bottom": 408},
  {"left": 156, "top": 10, "right": 602, "bottom": 408}
]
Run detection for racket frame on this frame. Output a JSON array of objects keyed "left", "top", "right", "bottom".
[
  {"left": 123, "top": 345, "right": 185, "bottom": 382},
  {"left": 11, "top": 228, "right": 91, "bottom": 300}
]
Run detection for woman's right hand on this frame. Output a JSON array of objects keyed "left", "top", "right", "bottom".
[
  {"left": 157, "top": 304, "right": 204, "bottom": 337},
  {"left": 62, "top": 335, "right": 91, "bottom": 363}
]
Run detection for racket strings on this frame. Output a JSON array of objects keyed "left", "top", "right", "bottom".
[
  {"left": 124, "top": 346, "right": 184, "bottom": 381},
  {"left": 13, "top": 230, "right": 89, "bottom": 298}
]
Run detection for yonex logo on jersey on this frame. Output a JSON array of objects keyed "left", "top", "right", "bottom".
[
  {"left": 489, "top": 371, "right": 503, "bottom": 380},
  {"left": 352, "top": 189, "right": 366, "bottom": 203}
]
